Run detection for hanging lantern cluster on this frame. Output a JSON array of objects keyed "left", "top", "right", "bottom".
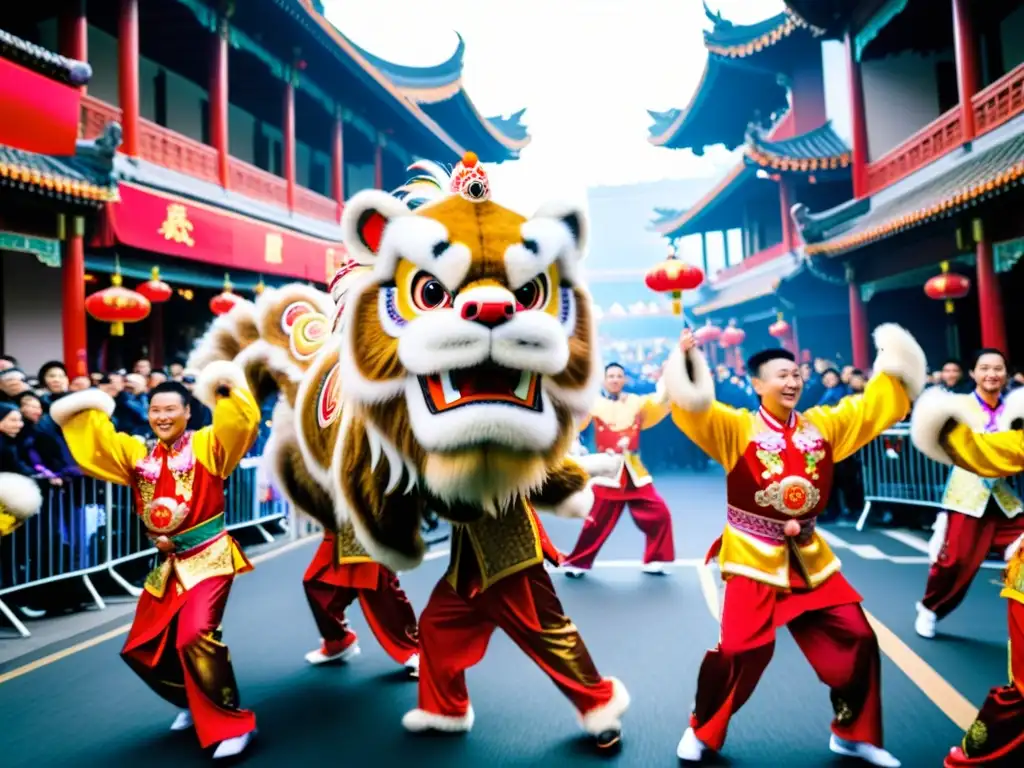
[
  {"left": 720, "top": 320, "right": 746, "bottom": 349},
  {"left": 768, "top": 311, "right": 791, "bottom": 339},
  {"left": 136, "top": 266, "right": 172, "bottom": 304},
  {"left": 210, "top": 273, "right": 241, "bottom": 316},
  {"left": 924, "top": 261, "right": 971, "bottom": 314},
  {"left": 693, "top": 321, "right": 722, "bottom": 346},
  {"left": 85, "top": 272, "right": 151, "bottom": 336},
  {"left": 644, "top": 244, "right": 704, "bottom": 315}
]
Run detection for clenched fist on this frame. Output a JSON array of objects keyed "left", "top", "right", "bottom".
[{"left": 679, "top": 328, "right": 697, "bottom": 354}]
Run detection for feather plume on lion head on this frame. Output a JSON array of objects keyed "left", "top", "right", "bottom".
[{"left": 332, "top": 152, "right": 604, "bottom": 568}]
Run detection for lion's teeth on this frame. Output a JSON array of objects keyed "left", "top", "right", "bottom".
[
  {"left": 514, "top": 371, "right": 531, "bottom": 400},
  {"left": 441, "top": 372, "right": 461, "bottom": 404}
]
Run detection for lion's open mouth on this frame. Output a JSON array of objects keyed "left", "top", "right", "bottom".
[{"left": 419, "top": 365, "right": 542, "bottom": 414}]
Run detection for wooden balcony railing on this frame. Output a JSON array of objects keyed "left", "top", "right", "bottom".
[
  {"left": 80, "top": 94, "right": 339, "bottom": 224},
  {"left": 973, "top": 61, "right": 1024, "bottom": 137},
  {"left": 865, "top": 107, "right": 962, "bottom": 196}
]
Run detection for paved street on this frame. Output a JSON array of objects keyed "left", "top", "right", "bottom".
[{"left": 0, "top": 470, "right": 1008, "bottom": 767}]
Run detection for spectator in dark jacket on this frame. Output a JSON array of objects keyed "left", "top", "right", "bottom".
[
  {"left": 14, "top": 392, "right": 78, "bottom": 479},
  {"left": 36, "top": 361, "right": 69, "bottom": 409},
  {"left": 817, "top": 368, "right": 847, "bottom": 408}
]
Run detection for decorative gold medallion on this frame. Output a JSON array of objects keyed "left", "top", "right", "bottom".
[
  {"left": 754, "top": 476, "right": 820, "bottom": 517},
  {"left": 143, "top": 497, "right": 190, "bottom": 534},
  {"left": 963, "top": 719, "right": 988, "bottom": 754}
]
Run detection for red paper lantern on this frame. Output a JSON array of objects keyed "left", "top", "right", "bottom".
[
  {"left": 137, "top": 266, "right": 172, "bottom": 304},
  {"left": 210, "top": 274, "right": 241, "bottom": 316},
  {"left": 768, "top": 312, "right": 791, "bottom": 339},
  {"left": 693, "top": 321, "right": 722, "bottom": 345},
  {"left": 85, "top": 273, "right": 151, "bottom": 336},
  {"left": 924, "top": 261, "right": 971, "bottom": 314},
  {"left": 644, "top": 252, "right": 704, "bottom": 315},
  {"left": 720, "top": 320, "right": 746, "bottom": 348}
]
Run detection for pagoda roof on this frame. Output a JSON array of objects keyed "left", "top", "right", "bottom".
[
  {"left": 651, "top": 162, "right": 757, "bottom": 238},
  {"left": 744, "top": 121, "right": 851, "bottom": 178},
  {"left": 801, "top": 129, "right": 1024, "bottom": 257},
  {"left": 324, "top": 23, "right": 529, "bottom": 162},
  {"left": 703, "top": 5, "right": 826, "bottom": 61},
  {"left": 0, "top": 28, "right": 91, "bottom": 87},
  {"left": 693, "top": 251, "right": 800, "bottom": 317},
  {"left": 781, "top": 1, "right": 861, "bottom": 37},
  {"left": 0, "top": 125, "right": 119, "bottom": 207}
]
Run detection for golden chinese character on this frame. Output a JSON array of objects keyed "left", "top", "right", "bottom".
[
  {"left": 265, "top": 232, "right": 284, "bottom": 264},
  {"left": 157, "top": 204, "right": 195, "bottom": 247}
]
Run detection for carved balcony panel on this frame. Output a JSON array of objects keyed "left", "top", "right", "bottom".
[
  {"left": 865, "top": 108, "right": 962, "bottom": 197},
  {"left": 227, "top": 158, "right": 289, "bottom": 209},
  {"left": 294, "top": 185, "right": 339, "bottom": 223},
  {"left": 973, "top": 62, "right": 1024, "bottom": 137}
]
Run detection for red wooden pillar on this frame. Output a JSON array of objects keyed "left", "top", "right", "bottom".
[
  {"left": 118, "top": 0, "right": 139, "bottom": 157},
  {"left": 283, "top": 77, "right": 296, "bottom": 211},
  {"left": 209, "top": 17, "right": 230, "bottom": 188},
  {"left": 844, "top": 32, "right": 869, "bottom": 198},
  {"left": 847, "top": 267, "right": 870, "bottom": 370},
  {"left": 952, "top": 0, "right": 979, "bottom": 142},
  {"left": 974, "top": 219, "right": 1007, "bottom": 352},
  {"left": 374, "top": 135, "right": 384, "bottom": 190},
  {"left": 59, "top": 0, "right": 88, "bottom": 93},
  {"left": 332, "top": 108, "right": 345, "bottom": 221},
  {"left": 61, "top": 215, "right": 88, "bottom": 378}
]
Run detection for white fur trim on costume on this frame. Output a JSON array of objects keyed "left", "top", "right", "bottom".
[
  {"left": 1006, "top": 532, "right": 1024, "bottom": 562},
  {"left": 909, "top": 388, "right": 977, "bottom": 465},
  {"left": 0, "top": 473, "right": 44, "bottom": 521},
  {"left": 401, "top": 706, "right": 475, "bottom": 733},
  {"left": 545, "top": 484, "right": 594, "bottom": 519},
  {"left": 49, "top": 388, "right": 116, "bottom": 428},
  {"left": 525, "top": 200, "right": 589, "bottom": 285},
  {"left": 194, "top": 360, "right": 250, "bottom": 410},
  {"left": 872, "top": 323, "right": 927, "bottom": 400},
  {"left": 235, "top": 340, "right": 306, "bottom": 389},
  {"left": 662, "top": 345, "right": 715, "bottom": 413},
  {"left": 928, "top": 512, "right": 948, "bottom": 564},
  {"left": 998, "top": 386, "right": 1024, "bottom": 431},
  {"left": 579, "top": 677, "right": 630, "bottom": 736},
  {"left": 573, "top": 452, "right": 621, "bottom": 480}
]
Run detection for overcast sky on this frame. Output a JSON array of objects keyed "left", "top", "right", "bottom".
[{"left": 324, "top": 0, "right": 787, "bottom": 213}]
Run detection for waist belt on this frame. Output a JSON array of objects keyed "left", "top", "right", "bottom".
[
  {"left": 727, "top": 505, "right": 816, "bottom": 545},
  {"left": 170, "top": 513, "right": 226, "bottom": 553}
]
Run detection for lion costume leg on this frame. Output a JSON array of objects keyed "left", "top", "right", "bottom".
[{"left": 357, "top": 568, "right": 420, "bottom": 671}]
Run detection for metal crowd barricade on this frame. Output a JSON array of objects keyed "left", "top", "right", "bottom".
[{"left": 857, "top": 423, "right": 1024, "bottom": 531}]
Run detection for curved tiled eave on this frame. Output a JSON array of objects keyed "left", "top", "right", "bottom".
[
  {"left": 0, "top": 29, "right": 91, "bottom": 87},
  {"left": 704, "top": 8, "right": 826, "bottom": 59},
  {"left": 0, "top": 146, "right": 117, "bottom": 206},
  {"left": 417, "top": 91, "right": 530, "bottom": 162},
  {"left": 744, "top": 121, "right": 851, "bottom": 176}
]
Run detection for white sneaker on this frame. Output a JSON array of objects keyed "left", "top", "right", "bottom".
[
  {"left": 914, "top": 603, "right": 937, "bottom": 639},
  {"left": 829, "top": 734, "right": 901, "bottom": 767},
  {"left": 169, "top": 710, "right": 193, "bottom": 731},
  {"left": 676, "top": 727, "right": 706, "bottom": 761},
  {"left": 404, "top": 653, "right": 420, "bottom": 679},
  {"left": 561, "top": 566, "right": 586, "bottom": 578},
  {"left": 304, "top": 640, "right": 361, "bottom": 665},
  {"left": 642, "top": 562, "right": 668, "bottom": 575},
  {"left": 212, "top": 730, "right": 256, "bottom": 759}
]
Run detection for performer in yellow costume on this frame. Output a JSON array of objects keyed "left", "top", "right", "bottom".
[
  {"left": 911, "top": 384, "right": 1024, "bottom": 767},
  {"left": 51, "top": 364, "right": 260, "bottom": 759},
  {"left": 663, "top": 325, "right": 926, "bottom": 767}
]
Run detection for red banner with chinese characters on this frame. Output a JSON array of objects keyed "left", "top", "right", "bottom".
[
  {"left": 0, "top": 58, "right": 82, "bottom": 155},
  {"left": 109, "top": 182, "right": 346, "bottom": 284}
]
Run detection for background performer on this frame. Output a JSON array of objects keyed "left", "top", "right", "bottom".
[
  {"left": 51, "top": 365, "right": 260, "bottom": 760},
  {"left": 664, "top": 324, "right": 926, "bottom": 767}
]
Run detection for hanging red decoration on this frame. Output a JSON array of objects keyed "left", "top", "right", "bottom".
[
  {"left": 768, "top": 312, "right": 791, "bottom": 339},
  {"left": 137, "top": 266, "right": 172, "bottom": 304},
  {"left": 644, "top": 246, "right": 704, "bottom": 315},
  {"left": 720, "top": 320, "right": 746, "bottom": 348},
  {"left": 210, "top": 274, "right": 241, "bottom": 316},
  {"left": 85, "top": 273, "right": 151, "bottom": 336},
  {"left": 924, "top": 261, "right": 971, "bottom": 314},
  {"left": 693, "top": 321, "right": 722, "bottom": 346}
]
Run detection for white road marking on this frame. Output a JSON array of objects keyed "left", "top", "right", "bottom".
[
  {"left": 888, "top": 555, "right": 1006, "bottom": 570},
  {"left": 848, "top": 544, "right": 888, "bottom": 560},
  {"left": 580, "top": 558, "right": 704, "bottom": 568},
  {"left": 881, "top": 529, "right": 932, "bottom": 554},
  {"left": 817, "top": 528, "right": 851, "bottom": 549}
]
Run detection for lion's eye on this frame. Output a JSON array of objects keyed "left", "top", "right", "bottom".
[
  {"left": 411, "top": 271, "right": 452, "bottom": 311},
  {"left": 514, "top": 275, "right": 548, "bottom": 311}
]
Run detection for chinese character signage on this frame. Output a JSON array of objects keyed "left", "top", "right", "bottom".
[{"left": 158, "top": 204, "right": 195, "bottom": 247}]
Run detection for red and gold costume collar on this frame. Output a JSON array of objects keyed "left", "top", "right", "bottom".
[{"left": 758, "top": 405, "right": 796, "bottom": 432}]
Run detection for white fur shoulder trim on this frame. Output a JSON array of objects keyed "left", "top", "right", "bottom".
[
  {"left": 998, "top": 386, "right": 1024, "bottom": 431},
  {"left": 662, "top": 345, "right": 715, "bottom": 413},
  {"left": 195, "top": 359, "right": 251, "bottom": 410},
  {"left": 909, "top": 388, "right": 976, "bottom": 465},
  {"left": 872, "top": 323, "right": 927, "bottom": 400},
  {"left": 49, "top": 389, "right": 116, "bottom": 427},
  {"left": 0, "top": 473, "right": 44, "bottom": 521},
  {"left": 579, "top": 677, "right": 630, "bottom": 735}
]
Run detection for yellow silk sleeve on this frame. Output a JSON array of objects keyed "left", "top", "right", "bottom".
[
  {"left": 941, "top": 425, "right": 1024, "bottom": 478},
  {"left": 578, "top": 413, "right": 593, "bottom": 432},
  {"left": 803, "top": 372, "right": 911, "bottom": 464},
  {"left": 670, "top": 401, "right": 751, "bottom": 472},
  {"left": 193, "top": 388, "right": 261, "bottom": 478},
  {"left": 0, "top": 512, "right": 20, "bottom": 537},
  {"left": 639, "top": 393, "right": 671, "bottom": 430},
  {"left": 61, "top": 409, "right": 149, "bottom": 486}
]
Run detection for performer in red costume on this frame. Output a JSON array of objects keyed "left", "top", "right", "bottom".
[
  {"left": 663, "top": 324, "right": 927, "bottom": 767},
  {"left": 52, "top": 364, "right": 260, "bottom": 759},
  {"left": 911, "top": 384, "right": 1024, "bottom": 766},
  {"left": 561, "top": 362, "right": 674, "bottom": 576}
]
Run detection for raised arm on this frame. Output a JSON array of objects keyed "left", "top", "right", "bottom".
[
  {"left": 911, "top": 386, "right": 1024, "bottom": 477},
  {"left": 661, "top": 338, "right": 750, "bottom": 471},
  {"left": 50, "top": 390, "right": 148, "bottom": 486},
  {"left": 191, "top": 361, "right": 261, "bottom": 478},
  {"left": 803, "top": 324, "right": 927, "bottom": 464},
  {"left": 639, "top": 382, "right": 671, "bottom": 429}
]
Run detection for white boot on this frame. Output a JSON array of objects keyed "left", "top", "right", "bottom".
[
  {"left": 304, "top": 639, "right": 361, "bottom": 665},
  {"left": 642, "top": 561, "right": 668, "bottom": 575},
  {"left": 829, "top": 734, "right": 901, "bottom": 767},
  {"left": 404, "top": 653, "right": 420, "bottom": 679},
  {"left": 169, "top": 710, "right": 193, "bottom": 732},
  {"left": 212, "top": 730, "right": 256, "bottom": 759},
  {"left": 914, "top": 603, "right": 937, "bottom": 639},
  {"left": 676, "top": 727, "right": 706, "bottom": 761}
]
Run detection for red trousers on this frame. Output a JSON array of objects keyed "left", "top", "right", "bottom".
[
  {"left": 946, "top": 600, "right": 1024, "bottom": 766},
  {"left": 417, "top": 564, "right": 615, "bottom": 723},
  {"left": 923, "top": 507, "right": 1024, "bottom": 619},
  {"left": 303, "top": 560, "right": 418, "bottom": 664},
  {"left": 691, "top": 573, "right": 883, "bottom": 752},
  {"left": 121, "top": 575, "right": 255, "bottom": 748},
  {"left": 563, "top": 481, "right": 675, "bottom": 569}
]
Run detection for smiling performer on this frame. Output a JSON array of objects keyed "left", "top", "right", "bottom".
[
  {"left": 664, "top": 325, "right": 926, "bottom": 767},
  {"left": 911, "top": 384, "right": 1024, "bottom": 767},
  {"left": 910, "top": 349, "right": 1024, "bottom": 640},
  {"left": 332, "top": 153, "right": 629, "bottom": 751},
  {"left": 50, "top": 371, "right": 260, "bottom": 759}
]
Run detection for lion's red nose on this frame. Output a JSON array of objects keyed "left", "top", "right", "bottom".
[{"left": 460, "top": 299, "right": 515, "bottom": 327}]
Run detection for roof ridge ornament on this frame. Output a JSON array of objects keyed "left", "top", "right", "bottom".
[{"left": 702, "top": 1, "right": 730, "bottom": 28}]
